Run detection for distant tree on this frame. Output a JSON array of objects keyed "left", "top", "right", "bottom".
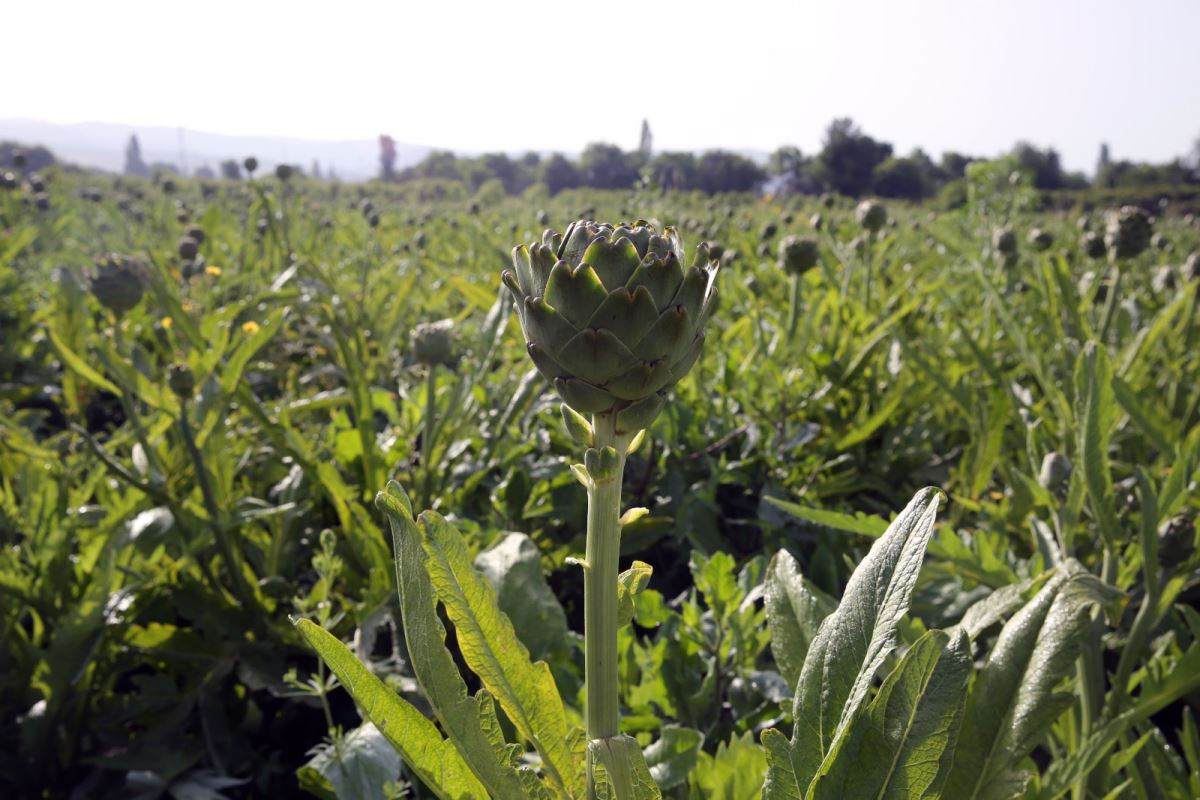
[
  {"left": 816, "top": 118, "right": 893, "bottom": 196},
  {"left": 1, "top": 141, "right": 56, "bottom": 171},
  {"left": 380, "top": 134, "right": 397, "bottom": 181},
  {"left": 219, "top": 159, "right": 242, "bottom": 180},
  {"left": 872, "top": 156, "right": 930, "bottom": 199},
  {"left": 520, "top": 152, "right": 541, "bottom": 169},
  {"left": 541, "top": 153, "right": 581, "bottom": 196},
  {"left": 639, "top": 119, "right": 653, "bottom": 159},
  {"left": 1012, "top": 142, "right": 1066, "bottom": 190},
  {"left": 768, "top": 146, "right": 822, "bottom": 195},
  {"left": 404, "top": 151, "right": 461, "bottom": 182},
  {"left": 1097, "top": 158, "right": 1197, "bottom": 188},
  {"left": 646, "top": 151, "right": 696, "bottom": 191},
  {"left": 580, "top": 143, "right": 640, "bottom": 190},
  {"left": 940, "top": 151, "right": 976, "bottom": 180},
  {"left": 124, "top": 134, "right": 149, "bottom": 177},
  {"left": 312, "top": 160, "right": 322, "bottom": 180},
  {"left": 481, "top": 153, "right": 522, "bottom": 194},
  {"left": 194, "top": 165, "right": 215, "bottom": 179},
  {"left": 694, "top": 150, "right": 765, "bottom": 194},
  {"left": 1097, "top": 142, "right": 1111, "bottom": 176}
]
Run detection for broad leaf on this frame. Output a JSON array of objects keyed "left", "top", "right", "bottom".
[
  {"left": 590, "top": 734, "right": 662, "bottom": 800},
  {"left": 764, "top": 550, "right": 836, "bottom": 690},
  {"left": 474, "top": 532, "right": 569, "bottom": 660},
  {"left": 644, "top": 726, "right": 703, "bottom": 791}
]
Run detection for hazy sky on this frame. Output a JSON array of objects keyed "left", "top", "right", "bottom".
[{"left": 6, "top": 0, "right": 1199, "bottom": 173}]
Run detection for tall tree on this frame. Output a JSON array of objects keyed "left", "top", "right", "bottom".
[
  {"left": 639, "top": 119, "right": 653, "bottom": 159},
  {"left": 541, "top": 154, "right": 581, "bottom": 196},
  {"left": 124, "top": 134, "right": 149, "bottom": 177},
  {"left": 815, "top": 118, "right": 892, "bottom": 196},
  {"left": 580, "top": 143, "right": 639, "bottom": 190}
]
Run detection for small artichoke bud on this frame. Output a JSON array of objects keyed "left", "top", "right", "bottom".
[
  {"left": 1076, "top": 215, "right": 1091, "bottom": 231},
  {"left": 256, "top": 217, "right": 269, "bottom": 236},
  {"left": 168, "top": 364, "right": 195, "bottom": 399},
  {"left": 1151, "top": 232, "right": 1170, "bottom": 252},
  {"left": 12, "top": 149, "right": 27, "bottom": 168},
  {"left": 178, "top": 236, "right": 199, "bottom": 260},
  {"left": 856, "top": 200, "right": 887, "bottom": 233},
  {"left": 821, "top": 192, "right": 836, "bottom": 208},
  {"left": 561, "top": 404, "right": 594, "bottom": 447},
  {"left": 1157, "top": 514, "right": 1195, "bottom": 568},
  {"left": 275, "top": 164, "right": 293, "bottom": 181},
  {"left": 1082, "top": 231, "right": 1107, "bottom": 259},
  {"left": 184, "top": 224, "right": 206, "bottom": 244},
  {"left": 536, "top": 209, "right": 550, "bottom": 226},
  {"left": 1038, "top": 452, "right": 1072, "bottom": 494},
  {"left": 1184, "top": 252, "right": 1199, "bottom": 281},
  {"left": 35, "top": 193, "right": 50, "bottom": 211},
  {"left": 992, "top": 226, "right": 1018, "bottom": 255},
  {"left": 760, "top": 222, "right": 778, "bottom": 241},
  {"left": 243, "top": 156, "right": 258, "bottom": 174},
  {"left": 1027, "top": 228, "right": 1054, "bottom": 251},
  {"left": 1104, "top": 206, "right": 1152, "bottom": 260},
  {"left": 809, "top": 212, "right": 823, "bottom": 231},
  {"left": 849, "top": 235, "right": 867, "bottom": 256},
  {"left": 90, "top": 254, "right": 148, "bottom": 316},
  {"left": 778, "top": 235, "right": 820, "bottom": 276},
  {"left": 1, "top": 171, "right": 18, "bottom": 190},
  {"left": 1152, "top": 266, "right": 1177, "bottom": 294},
  {"left": 411, "top": 318, "right": 455, "bottom": 366},
  {"left": 413, "top": 230, "right": 427, "bottom": 249}
]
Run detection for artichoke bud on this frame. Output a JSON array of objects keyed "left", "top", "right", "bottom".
[
  {"left": 90, "top": 254, "right": 148, "bottom": 316},
  {"left": 243, "top": 156, "right": 258, "bottom": 174},
  {"left": 584, "top": 446, "right": 621, "bottom": 482},
  {"left": 561, "top": 404, "right": 594, "bottom": 447},
  {"left": 1027, "top": 228, "right": 1053, "bottom": 251},
  {"left": 1082, "top": 231, "right": 1107, "bottom": 259},
  {"left": 1038, "top": 451, "right": 1072, "bottom": 494},
  {"left": 505, "top": 220, "right": 718, "bottom": 430},
  {"left": 184, "top": 224, "right": 206, "bottom": 245},
  {"left": 778, "top": 235, "right": 820, "bottom": 276},
  {"left": 275, "top": 164, "right": 293, "bottom": 181},
  {"left": 1104, "top": 206, "right": 1152, "bottom": 260},
  {"left": 1157, "top": 514, "right": 1195, "bottom": 568},
  {"left": 809, "top": 212, "right": 823, "bottom": 231},
  {"left": 1184, "top": 252, "right": 1199, "bottom": 282},
  {"left": 992, "top": 227, "right": 1018, "bottom": 256},
  {"left": 178, "top": 235, "right": 199, "bottom": 260},
  {"left": 855, "top": 200, "right": 887, "bottom": 233},
  {"left": 411, "top": 318, "right": 456, "bottom": 367},
  {"left": 168, "top": 364, "right": 195, "bottom": 399}
]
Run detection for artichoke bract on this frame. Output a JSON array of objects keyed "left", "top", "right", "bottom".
[{"left": 503, "top": 220, "right": 719, "bottom": 434}]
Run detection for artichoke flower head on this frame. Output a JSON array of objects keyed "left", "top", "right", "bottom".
[{"left": 504, "top": 220, "right": 719, "bottom": 434}]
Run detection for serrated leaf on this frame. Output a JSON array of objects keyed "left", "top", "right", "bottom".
[
  {"left": 589, "top": 734, "right": 663, "bottom": 800},
  {"left": 764, "top": 550, "right": 836, "bottom": 690},
  {"left": 376, "top": 487, "right": 554, "bottom": 799},
  {"left": 644, "top": 726, "right": 703, "bottom": 790},
  {"left": 764, "top": 496, "right": 888, "bottom": 538},
  {"left": 618, "top": 561, "right": 654, "bottom": 628},
  {"left": 292, "top": 619, "right": 485, "bottom": 800},
  {"left": 762, "top": 488, "right": 943, "bottom": 796}
]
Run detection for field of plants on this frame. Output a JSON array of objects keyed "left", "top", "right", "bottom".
[{"left": 1, "top": 158, "right": 1199, "bottom": 800}]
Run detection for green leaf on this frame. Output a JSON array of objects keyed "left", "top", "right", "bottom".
[
  {"left": 409, "top": 497, "right": 584, "bottom": 797},
  {"left": 1035, "top": 712, "right": 1137, "bottom": 800},
  {"left": 376, "top": 486, "right": 555, "bottom": 799},
  {"left": 617, "top": 561, "right": 654, "bottom": 628},
  {"left": 763, "top": 550, "right": 836, "bottom": 690},
  {"left": 46, "top": 327, "right": 120, "bottom": 396},
  {"left": 292, "top": 618, "right": 486, "bottom": 800},
  {"left": 474, "top": 532, "right": 569, "bottom": 660},
  {"left": 690, "top": 731, "right": 767, "bottom": 800},
  {"left": 944, "top": 561, "right": 1118, "bottom": 800},
  {"left": 644, "top": 726, "right": 703, "bottom": 791},
  {"left": 297, "top": 723, "right": 401, "bottom": 800},
  {"left": 590, "top": 734, "right": 662, "bottom": 800},
  {"left": 764, "top": 497, "right": 888, "bottom": 538},
  {"left": 762, "top": 487, "right": 943, "bottom": 798},
  {"left": 811, "top": 629, "right": 971, "bottom": 800},
  {"left": 1073, "top": 341, "right": 1119, "bottom": 550}
]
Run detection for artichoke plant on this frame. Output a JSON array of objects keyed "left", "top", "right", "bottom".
[
  {"left": 90, "top": 254, "right": 148, "bottom": 317},
  {"left": 503, "top": 220, "right": 719, "bottom": 435},
  {"left": 1104, "top": 205, "right": 1152, "bottom": 260},
  {"left": 856, "top": 200, "right": 887, "bottom": 233}
]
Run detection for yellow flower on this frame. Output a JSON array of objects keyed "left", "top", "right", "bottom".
[
  {"left": 205, "top": 265, "right": 222, "bottom": 277},
  {"left": 161, "top": 316, "right": 173, "bottom": 329},
  {"left": 241, "top": 320, "right": 261, "bottom": 335},
  {"left": 181, "top": 301, "right": 196, "bottom": 313}
]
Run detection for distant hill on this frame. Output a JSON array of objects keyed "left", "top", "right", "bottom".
[{"left": 0, "top": 119, "right": 433, "bottom": 180}]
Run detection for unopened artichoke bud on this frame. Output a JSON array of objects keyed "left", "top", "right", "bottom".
[
  {"left": 1152, "top": 266, "right": 1177, "bottom": 294},
  {"left": 1184, "top": 252, "right": 1200, "bottom": 281},
  {"left": 1157, "top": 514, "right": 1195, "bottom": 567},
  {"left": 778, "top": 235, "right": 820, "bottom": 276},
  {"left": 760, "top": 222, "right": 778, "bottom": 241},
  {"left": 1082, "top": 231, "right": 1107, "bottom": 260},
  {"left": 1038, "top": 452, "right": 1072, "bottom": 494},
  {"left": 503, "top": 220, "right": 719, "bottom": 434},
  {"left": 410, "top": 318, "right": 456, "bottom": 366},
  {"left": 809, "top": 212, "right": 823, "bottom": 231},
  {"left": 1151, "top": 232, "right": 1170, "bottom": 252},
  {"left": 413, "top": 230, "right": 427, "bottom": 249},
  {"left": 275, "top": 164, "right": 293, "bottom": 181},
  {"left": 35, "top": 193, "right": 50, "bottom": 211},
  {"left": 90, "top": 254, "right": 148, "bottom": 316},
  {"left": 185, "top": 224, "right": 206, "bottom": 245},
  {"left": 1027, "top": 228, "right": 1054, "bottom": 251},
  {"left": 243, "top": 156, "right": 258, "bottom": 174},
  {"left": 1076, "top": 215, "right": 1091, "bottom": 231},
  {"left": 856, "top": 200, "right": 887, "bottom": 233},
  {"left": 12, "top": 149, "right": 27, "bottom": 169},
  {"left": 168, "top": 364, "right": 195, "bottom": 399},
  {"left": 849, "top": 235, "right": 867, "bottom": 256},
  {"left": 536, "top": 209, "right": 550, "bottom": 226},
  {"left": 992, "top": 226, "right": 1018, "bottom": 256},
  {"left": 820, "top": 192, "right": 836, "bottom": 208},
  {"left": 1104, "top": 206, "right": 1152, "bottom": 260},
  {"left": 178, "top": 236, "right": 199, "bottom": 260},
  {"left": 1, "top": 171, "right": 17, "bottom": 190}
]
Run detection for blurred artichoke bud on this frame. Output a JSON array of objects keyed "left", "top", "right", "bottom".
[
  {"left": 1152, "top": 266, "right": 1177, "bottom": 294},
  {"left": 760, "top": 222, "right": 778, "bottom": 241},
  {"left": 1038, "top": 452, "right": 1072, "bottom": 494},
  {"left": 1151, "top": 232, "right": 1170, "bottom": 251},
  {"left": 1157, "top": 514, "right": 1195, "bottom": 567},
  {"left": 777, "top": 235, "right": 820, "bottom": 276},
  {"left": 243, "top": 156, "right": 258, "bottom": 174},
  {"left": 411, "top": 318, "right": 456, "bottom": 366},
  {"left": 849, "top": 235, "right": 867, "bottom": 255},
  {"left": 35, "top": 193, "right": 50, "bottom": 211},
  {"left": 1104, "top": 206, "right": 1152, "bottom": 260},
  {"left": 820, "top": 192, "right": 836, "bottom": 208},
  {"left": 503, "top": 220, "right": 719, "bottom": 433},
  {"left": 184, "top": 224, "right": 206, "bottom": 244},
  {"left": 275, "top": 164, "right": 293, "bottom": 181},
  {"left": 1027, "top": 228, "right": 1054, "bottom": 251},
  {"left": 856, "top": 200, "right": 887, "bottom": 233},
  {"left": 1082, "top": 231, "right": 1107, "bottom": 259},
  {"left": 992, "top": 226, "right": 1018, "bottom": 255},
  {"left": 536, "top": 209, "right": 550, "bottom": 226},
  {"left": 178, "top": 236, "right": 199, "bottom": 260},
  {"left": 1, "top": 171, "right": 17, "bottom": 190},
  {"left": 1076, "top": 215, "right": 1090, "bottom": 231},
  {"left": 809, "top": 212, "right": 823, "bottom": 231},
  {"left": 90, "top": 254, "right": 148, "bottom": 316},
  {"left": 160, "top": 178, "right": 176, "bottom": 195},
  {"left": 168, "top": 364, "right": 195, "bottom": 399},
  {"left": 12, "top": 149, "right": 28, "bottom": 168}
]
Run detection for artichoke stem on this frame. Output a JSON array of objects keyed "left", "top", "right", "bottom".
[
  {"left": 1097, "top": 265, "right": 1122, "bottom": 344},
  {"left": 584, "top": 413, "right": 629, "bottom": 794},
  {"left": 786, "top": 274, "right": 802, "bottom": 344}
]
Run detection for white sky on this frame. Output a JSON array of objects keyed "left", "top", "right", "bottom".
[{"left": 5, "top": 0, "right": 1199, "bottom": 173}]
